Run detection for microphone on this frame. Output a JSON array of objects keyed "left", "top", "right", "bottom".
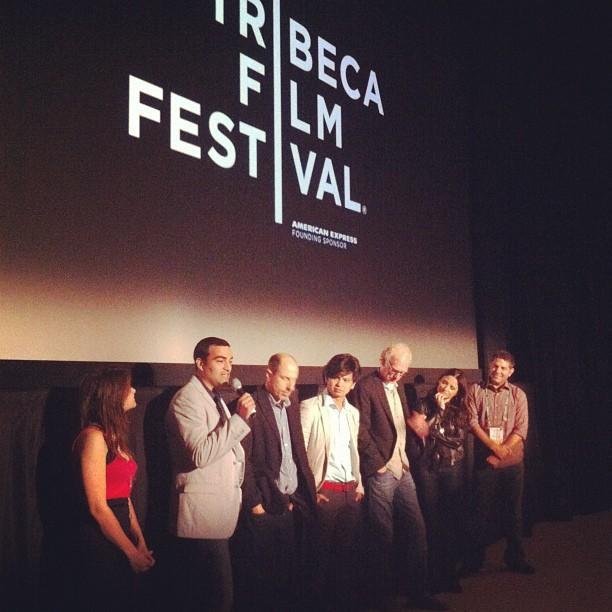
[
  {"left": 232, "top": 377, "right": 256, "bottom": 418},
  {"left": 231, "top": 377, "right": 246, "bottom": 396}
]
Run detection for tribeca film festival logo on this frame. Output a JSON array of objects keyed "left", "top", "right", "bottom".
[{"left": 128, "top": 0, "right": 384, "bottom": 251}]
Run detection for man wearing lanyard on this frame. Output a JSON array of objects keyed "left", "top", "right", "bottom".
[
  {"left": 355, "top": 343, "right": 447, "bottom": 611},
  {"left": 300, "top": 353, "right": 364, "bottom": 610},
  {"left": 234, "top": 353, "right": 317, "bottom": 611},
  {"left": 465, "top": 350, "right": 535, "bottom": 574}
]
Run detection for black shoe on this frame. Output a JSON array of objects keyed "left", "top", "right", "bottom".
[
  {"left": 408, "top": 595, "right": 449, "bottom": 610},
  {"left": 506, "top": 560, "right": 535, "bottom": 574}
]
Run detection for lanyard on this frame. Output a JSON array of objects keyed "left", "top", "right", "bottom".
[{"left": 483, "top": 387, "right": 511, "bottom": 427}]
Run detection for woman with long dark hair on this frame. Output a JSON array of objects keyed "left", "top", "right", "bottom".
[
  {"left": 407, "top": 369, "right": 469, "bottom": 594},
  {"left": 73, "top": 368, "right": 154, "bottom": 610}
]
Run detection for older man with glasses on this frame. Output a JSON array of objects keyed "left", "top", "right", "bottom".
[{"left": 355, "top": 343, "right": 447, "bottom": 611}]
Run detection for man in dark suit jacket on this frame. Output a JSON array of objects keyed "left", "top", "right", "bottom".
[
  {"left": 356, "top": 343, "right": 446, "bottom": 611},
  {"left": 233, "top": 353, "right": 316, "bottom": 611}
]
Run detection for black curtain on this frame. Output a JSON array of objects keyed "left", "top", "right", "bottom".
[
  {"left": 468, "top": 2, "right": 611, "bottom": 518},
  {"left": 0, "top": 390, "right": 48, "bottom": 611}
]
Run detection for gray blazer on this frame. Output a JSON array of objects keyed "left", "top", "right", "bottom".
[
  {"left": 300, "top": 392, "right": 364, "bottom": 495},
  {"left": 165, "top": 375, "right": 250, "bottom": 539}
]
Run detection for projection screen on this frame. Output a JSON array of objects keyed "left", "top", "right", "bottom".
[{"left": 2, "top": 1, "right": 478, "bottom": 368}]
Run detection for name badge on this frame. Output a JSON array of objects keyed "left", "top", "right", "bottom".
[{"left": 489, "top": 427, "right": 504, "bottom": 443}]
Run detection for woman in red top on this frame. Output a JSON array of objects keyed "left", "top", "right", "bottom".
[{"left": 73, "top": 368, "right": 154, "bottom": 610}]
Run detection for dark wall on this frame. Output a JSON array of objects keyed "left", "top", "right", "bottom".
[{"left": 0, "top": 360, "right": 482, "bottom": 391}]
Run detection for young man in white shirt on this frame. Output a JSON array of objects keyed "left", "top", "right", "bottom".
[{"left": 301, "top": 353, "right": 364, "bottom": 611}]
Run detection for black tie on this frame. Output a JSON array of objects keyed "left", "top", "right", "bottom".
[{"left": 212, "top": 391, "right": 227, "bottom": 424}]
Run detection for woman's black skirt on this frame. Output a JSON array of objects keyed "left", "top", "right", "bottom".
[{"left": 77, "top": 498, "right": 134, "bottom": 611}]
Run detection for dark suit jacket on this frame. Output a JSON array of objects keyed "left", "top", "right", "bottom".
[
  {"left": 354, "top": 370, "right": 410, "bottom": 478},
  {"left": 241, "top": 386, "right": 316, "bottom": 516}
]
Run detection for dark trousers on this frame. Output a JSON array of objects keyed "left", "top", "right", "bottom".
[
  {"left": 414, "top": 462, "right": 466, "bottom": 590},
  {"left": 77, "top": 498, "right": 134, "bottom": 612},
  {"left": 468, "top": 461, "right": 526, "bottom": 567},
  {"left": 312, "top": 487, "right": 365, "bottom": 611},
  {"left": 171, "top": 537, "right": 233, "bottom": 612},
  {"left": 232, "top": 507, "right": 301, "bottom": 611},
  {"left": 365, "top": 470, "right": 428, "bottom": 605}
]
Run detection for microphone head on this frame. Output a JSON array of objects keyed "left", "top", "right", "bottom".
[{"left": 231, "top": 377, "right": 244, "bottom": 394}]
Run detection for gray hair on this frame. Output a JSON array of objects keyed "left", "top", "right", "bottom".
[{"left": 380, "top": 342, "right": 412, "bottom": 366}]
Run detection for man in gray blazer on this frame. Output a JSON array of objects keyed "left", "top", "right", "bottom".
[
  {"left": 165, "top": 337, "right": 256, "bottom": 612},
  {"left": 300, "top": 353, "right": 364, "bottom": 610}
]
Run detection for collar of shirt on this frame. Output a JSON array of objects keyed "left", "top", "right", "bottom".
[
  {"left": 383, "top": 381, "right": 398, "bottom": 391},
  {"left": 199, "top": 379, "right": 220, "bottom": 402},
  {"left": 486, "top": 381, "right": 511, "bottom": 393},
  {"left": 322, "top": 390, "right": 347, "bottom": 411},
  {"left": 268, "top": 393, "right": 290, "bottom": 410}
]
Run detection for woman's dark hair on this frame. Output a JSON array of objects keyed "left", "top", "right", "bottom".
[
  {"left": 79, "top": 368, "right": 132, "bottom": 460},
  {"left": 438, "top": 368, "right": 468, "bottom": 408},
  {"left": 425, "top": 368, "right": 469, "bottom": 428}
]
